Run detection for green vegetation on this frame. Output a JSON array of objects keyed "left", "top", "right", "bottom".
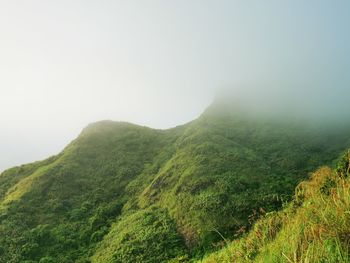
[
  {"left": 0, "top": 104, "right": 349, "bottom": 262},
  {"left": 92, "top": 207, "right": 187, "bottom": 263},
  {"left": 200, "top": 151, "right": 350, "bottom": 262}
]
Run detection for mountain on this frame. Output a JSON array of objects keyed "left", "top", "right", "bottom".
[{"left": 0, "top": 103, "right": 349, "bottom": 263}]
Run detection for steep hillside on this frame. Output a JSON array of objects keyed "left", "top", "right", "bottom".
[
  {"left": 0, "top": 121, "right": 184, "bottom": 263},
  {"left": 0, "top": 105, "right": 349, "bottom": 262},
  {"left": 201, "top": 151, "right": 350, "bottom": 263}
]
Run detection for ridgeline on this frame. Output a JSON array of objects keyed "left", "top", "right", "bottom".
[{"left": 0, "top": 103, "right": 349, "bottom": 262}]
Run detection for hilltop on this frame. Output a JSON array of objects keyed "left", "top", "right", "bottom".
[{"left": 0, "top": 103, "right": 349, "bottom": 262}]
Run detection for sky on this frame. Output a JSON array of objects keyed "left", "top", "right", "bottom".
[{"left": 0, "top": 0, "right": 350, "bottom": 172}]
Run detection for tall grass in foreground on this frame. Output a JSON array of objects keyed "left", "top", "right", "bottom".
[{"left": 201, "top": 151, "right": 350, "bottom": 263}]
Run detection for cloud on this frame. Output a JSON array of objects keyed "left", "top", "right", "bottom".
[{"left": 0, "top": 0, "right": 349, "bottom": 171}]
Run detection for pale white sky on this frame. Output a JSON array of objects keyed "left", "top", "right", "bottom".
[{"left": 1, "top": 1, "right": 349, "bottom": 171}]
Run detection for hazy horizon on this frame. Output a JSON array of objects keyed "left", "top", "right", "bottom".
[{"left": 1, "top": 1, "right": 350, "bottom": 172}]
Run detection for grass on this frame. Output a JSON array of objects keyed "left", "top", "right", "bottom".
[
  {"left": 0, "top": 159, "right": 61, "bottom": 208},
  {"left": 0, "top": 105, "right": 349, "bottom": 262},
  {"left": 200, "top": 154, "right": 350, "bottom": 263}
]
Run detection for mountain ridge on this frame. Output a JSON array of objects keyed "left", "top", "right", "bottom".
[{"left": 0, "top": 104, "right": 350, "bottom": 262}]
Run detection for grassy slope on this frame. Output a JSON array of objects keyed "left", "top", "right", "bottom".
[
  {"left": 201, "top": 151, "right": 350, "bottom": 263},
  {"left": 0, "top": 121, "right": 183, "bottom": 263},
  {"left": 0, "top": 155, "right": 59, "bottom": 202},
  {"left": 91, "top": 108, "right": 350, "bottom": 262},
  {"left": 0, "top": 106, "right": 349, "bottom": 263}
]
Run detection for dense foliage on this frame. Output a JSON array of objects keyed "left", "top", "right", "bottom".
[
  {"left": 201, "top": 151, "right": 350, "bottom": 262},
  {"left": 0, "top": 105, "right": 349, "bottom": 262},
  {"left": 92, "top": 207, "right": 187, "bottom": 263}
]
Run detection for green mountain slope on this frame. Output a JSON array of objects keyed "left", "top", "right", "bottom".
[
  {"left": 0, "top": 121, "right": 184, "bottom": 263},
  {"left": 200, "top": 151, "right": 350, "bottom": 263},
  {"left": 0, "top": 104, "right": 349, "bottom": 262}
]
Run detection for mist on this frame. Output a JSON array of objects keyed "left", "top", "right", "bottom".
[
  {"left": 214, "top": 77, "right": 350, "bottom": 122},
  {"left": 1, "top": 0, "right": 350, "bottom": 172}
]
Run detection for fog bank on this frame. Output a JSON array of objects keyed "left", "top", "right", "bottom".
[{"left": 0, "top": 1, "right": 349, "bottom": 171}]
